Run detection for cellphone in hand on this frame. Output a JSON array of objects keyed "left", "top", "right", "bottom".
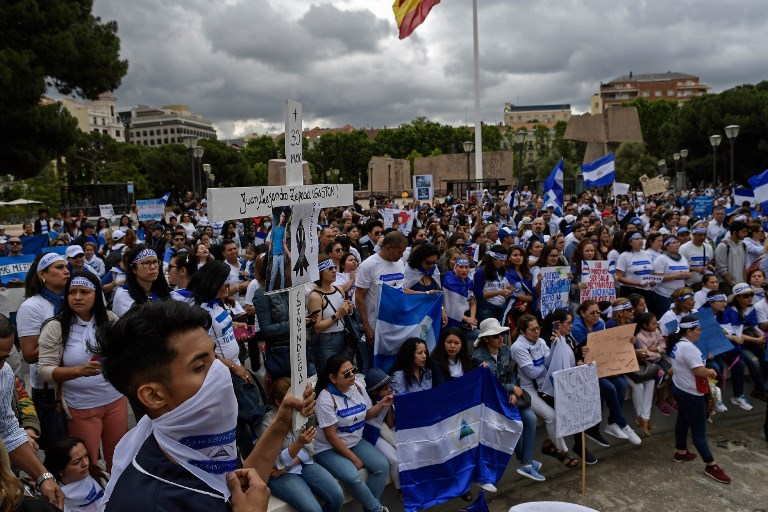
[{"left": 552, "top": 321, "right": 560, "bottom": 334}]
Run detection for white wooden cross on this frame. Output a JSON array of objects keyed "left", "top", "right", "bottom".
[{"left": 208, "top": 100, "right": 354, "bottom": 429}]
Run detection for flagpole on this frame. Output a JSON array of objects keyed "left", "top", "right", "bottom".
[{"left": 472, "top": 0, "right": 483, "bottom": 185}]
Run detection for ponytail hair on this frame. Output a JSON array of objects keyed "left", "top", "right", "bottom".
[{"left": 666, "top": 314, "right": 698, "bottom": 352}]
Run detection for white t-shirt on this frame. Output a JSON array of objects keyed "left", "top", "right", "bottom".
[
  {"left": 754, "top": 299, "right": 768, "bottom": 326},
  {"left": 671, "top": 339, "right": 706, "bottom": 396},
  {"left": 616, "top": 250, "right": 654, "bottom": 290},
  {"left": 202, "top": 301, "right": 243, "bottom": 365},
  {"left": 61, "top": 317, "right": 123, "bottom": 409},
  {"left": 659, "top": 308, "right": 697, "bottom": 337},
  {"left": 679, "top": 241, "right": 714, "bottom": 286},
  {"left": 110, "top": 287, "right": 135, "bottom": 317},
  {"left": 314, "top": 381, "right": 371, "bottom": 453},
  {"left": 653, "top": 253, "right": 690, "bottom": 298},
  {"left": 16, "top": 295, "right": 55, "bottom": 389},
  {"left": 355, "top": 253, "right": 405, "bottom": 329}
]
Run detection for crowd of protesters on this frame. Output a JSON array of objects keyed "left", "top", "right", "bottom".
[{"left": 0, "top": 184, "right": 766, "bottom": 511}]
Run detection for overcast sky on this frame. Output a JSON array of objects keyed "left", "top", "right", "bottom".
[{"left": 92, "top": 0, "right": 768, "bottom": 139}]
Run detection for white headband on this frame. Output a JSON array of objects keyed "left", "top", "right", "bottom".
[
  {"left": 488, "top": 251, "right": 507, "bottom": 261},
  {"left": 454, "top": 259, "right": 470, "bottom": 268},
  {"left": 613, "top": 301, "right": 632, "bottom": 312},
  {"left": 70, "top": 276, "right": 96, "bottom": 290},
  {"left": 707, "top": 294, "right": 727, "bottom": 302},
  {"left": 678, "top": 320, "right": 699, "bottom": 330},
  {"left": 38, "top": 253, "right": 64, "bottom": 271}
]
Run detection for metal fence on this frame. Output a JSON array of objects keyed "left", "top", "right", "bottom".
[{"left": 60, "top": 183, "right": 132, "bottom": 217}]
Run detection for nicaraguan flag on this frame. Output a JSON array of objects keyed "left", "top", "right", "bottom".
[
  {"left": 581, "top": 153, "right": 615, "bottom": 188},
  {"left": 374, "top": 286, "right": 442, "bottom": 373},
  {"left": 748, "top": 170, "right": 768, "bottom": 215},
  {"left": 161, "top": 191, "right": 171, "bottom": 204},
  {"left": 543, "top": 159, "right": 564, "bottom": 211},
  {"left": 442, "top": 271, "right": 471, "bottom": 328},
  {"left": 395, "top": 367, "right": 523, "bottom": 512},
  {"left": 733, "top": 186, "right": 756, "bottom": 207}
]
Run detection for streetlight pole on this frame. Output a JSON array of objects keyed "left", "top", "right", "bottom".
[
  {"left": 183, "top": 135, "right": 199, "bottom": 198},
  {"left": 193, "top": 146, "right": 204, "bottom": 198},
  {"left": 680, "top": 149, "right": 688, "bottom": 190},
  {"left": 463, "top": 141, "right": 474, "bottom": 203},
  {"left": 368, "top": 161, "right": 374, "bottom": 197},
  {"left": 725, "top": 124, "right": 740, "bottom": 185},
  {"left": 709, "top": 134, "right": 722, "bottom": 186},
  {"left": 202, "top": 163, "right": 211, "bottom": 196},
  {"left": 514, "top": 131, "right": 527, "bottom": 211},
  {"left": 387, "top": 158, "right": 392, "bottom": 202},
  {"left": 673, "top": 152, "right": 680, "bottom": 191}
]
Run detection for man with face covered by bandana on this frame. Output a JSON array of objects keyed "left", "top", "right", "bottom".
[{"left": 94, "top": 300, "right": 315, "bottom": 512}]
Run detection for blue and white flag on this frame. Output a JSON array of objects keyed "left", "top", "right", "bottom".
[
  {"left": 733, "top": 186, "right": 756, "bottom": 207},
  {"left": 374, "top": 286, "right": 442, "bottom": 373},
  {"left": 748, "top": 170, "right": 768, "bottom": 215},
  {"left": 581, "top": 153, "right": 615, "bottom": 188},
  {"left": 543, "top": 159, "right": 564, "bottom": 211},
  {"left": 136, "top": 192, "right": 171, "bottom": 222},
  {"left": 0, "top": 255, "right": 36, "bottom": 283},
  {"left": 395, "top": 367, "right": 523, "bottom": 512},
  {"left": 442, "top": 271, "right": 471, "bottom": 328}
]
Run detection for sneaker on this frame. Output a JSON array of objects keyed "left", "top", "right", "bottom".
[
  {"left": 730, "top": 395, "right": 754, "bottom": 411},
  {"left": 585, "top": 431, "right": 611, "bottom": 447},
  {"left": 604, "top": 423, "right": 629, "bottom": 440},
  {"left": 583, "top": 449, "right": 597, "bottom": 465},
  {"left": 713, "top": 401, "right": 728, "bottom": 413},
  {"left": 532, "top": 460, "right": 543, "bottom": 472},
  {"left": 656, "top": 402, "right": 672, "bottom": 416},
  {"left": 655, "top": 371, "right": 669, "bottom": 389},
  {"left": 622, "top": 425, "right": 642, "bottom": 445},
  {"left": 704, "top": 464, "right": 732, "bottom": 484},
  {"left": 673, "top": 450, "right": 697, "bottom": 463},
  {"left": 477, "top": 483, "right": 496, "bottom": 492},
  {"left": 517, "top": 464, "right": 546, "bottom": 482}
]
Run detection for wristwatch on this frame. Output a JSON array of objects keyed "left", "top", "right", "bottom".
[{"left": 35, "top": 472, "right": 55, "bottom": 490}]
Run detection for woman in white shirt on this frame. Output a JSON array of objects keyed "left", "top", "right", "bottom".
[
  {"left": 37, "top": 273, "right": 127, "bottom": 472},
  {"left": 650, "top": 236, "right": 692, "bottom": 318},
  {"left": 178, "top": 211, "right": 196, "bottom": 241},
  {"left": 615, "top": 232, "right": 656, "bottom": 301},
  {"left": 669, "top": 315, "right": 732, "bottom": 484},
  {"left": 313, "top": 355, "right": 391, "bottom": 512}
]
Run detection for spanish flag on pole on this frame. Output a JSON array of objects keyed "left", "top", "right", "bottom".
[{"left": 393, "top": 0, "right": 441, "bottom": 39}]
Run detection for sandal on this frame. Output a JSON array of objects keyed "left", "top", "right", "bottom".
[
  {"left": 559, "top": 452, "right": 580, "bottom": 468},
  {"left": 541, "top": 441, "right": 560, "bottom": 460},
  {"left": 666, "top": 398, "right": 679, "bottom": 411}
]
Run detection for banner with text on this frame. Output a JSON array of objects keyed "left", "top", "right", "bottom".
[
  {"left": 581, "top": 261, "right": 616, "bottom": 303},
  {"left": 0, "top": 255, "right": 36, "bottom": 284},
  {"left": 538, "top": 266, "right": 570, "bottom": 317}
]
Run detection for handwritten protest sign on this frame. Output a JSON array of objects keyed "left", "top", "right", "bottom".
[
  {"left": 581, "top": 261, "right": 616, "bottom": 303},
  {"left": 208, "top": 184, "right": 353, "bottom": 220},
  {"left": 554, "top": 363, "right": 601, "bottom": 438},
  {"left": 691, "top": 197, "right": 713, "bottom": 218},
  {"left": 539, "top": 266, "right": 570, "bottom": 317},
  {"left": 99, "top": 204, "right": 115, "bottom": 219},
  {"left": 640, "top": 275, "right": 663, "bottom": 286},
  {"left": 383, "top": 208, "right": 415, "bottom": 235},
  {"left": 136, "top": 198, "right": 167, "bottom": 221},
  {"left": 692, "top": 309, "right": 733, "bottom": 357},
  {"left": 639, "top": 174, "right": 668, "bottom": 196},
  {"left": 586, "top": 324, "right": 639, "bottom": 378}
]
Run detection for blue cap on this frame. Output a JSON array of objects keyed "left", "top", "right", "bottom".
[{"left": 364, "top": 368, "right": 391, "bottom": 393}]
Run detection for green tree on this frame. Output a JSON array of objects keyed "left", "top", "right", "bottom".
[
  {"left": 242, "top": 135, "right": 278, "bottom": 166},
  {"left": 623, "top": 98, "right": 679, "bottom": 159},
  {"left": 480, "top": 124, "right": 503, "bottom": 152},
  {"left": 0, "top": 0, "right": 129, "bottom": 178},
  {"left": 615, "top": 141, "right": 658, "bottom": 185}
]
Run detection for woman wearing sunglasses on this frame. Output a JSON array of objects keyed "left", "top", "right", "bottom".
[
  {"left": 111, "top": 245, "right": 171, "bottom": 316},
  {"left": 313, "top": 354, "right": 391, "bottom": 512}
]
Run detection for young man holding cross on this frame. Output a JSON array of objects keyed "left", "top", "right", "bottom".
[{"left": 95, "top": 300, "right": 315, "bottom": 512}]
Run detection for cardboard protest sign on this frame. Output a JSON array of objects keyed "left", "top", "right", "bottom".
[
  {"left": 581, "top": 261, "right": 616, "bottom": 303},
  {"left": 639, "top": 174, "right": 668, "bottom": 196},
  {"left": 538, "top": 266, "right": 570, "bottom": 317},
  {"left": 554, "top": 363, "right": 602, "bottom": 438},
  {"left": 586, "top": 324, "right": 639, "bottom": 378},
  {"left": 99, "top": 204, "right": 115, "bottom": 219}
]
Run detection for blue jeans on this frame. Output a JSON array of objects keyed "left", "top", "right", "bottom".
[
  {"left": 671, "top": 383, "right": 714, "bottom": 463},
  {"left": 514, "top": 405, "right": 538, "bottom": 465},
  {"left": 314, "top": 440, "right": 389, "bottom": 512},
  {"left": 741, "top": 348, "right": 767, "bottom": 394},
  {"left": 270, "top": 253, "right": 285, "bottom": 291},
  {"left": 599, "top": 375, "right": 628, "bottom": 428},
  {"left": 311, "top": 331, "right": 349, "bottom": 377},
  {"left": 712, "top": 350, "right": 744, "bottom": 397},
  {"left": 650, "top": 292, "right": 672, "bottom": 320},
  {"left": 477, "top": 302, "right": 505, "bottom": 324},
  {"left": 268, "top": 463, "right": 345, "bottom": 512}
]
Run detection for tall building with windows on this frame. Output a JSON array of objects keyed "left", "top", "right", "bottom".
[
  {"left": 503, "top": 104, "right": 572, "bottom": 129},
  {"left": 119, "top": 104, "right": 216, "bottom": 146},
  {"left": 58, "top": 93, "right": 126, "bottom": 141},
  {"left": 598, "top": 71, "right": 710, "bottom": 111}
]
